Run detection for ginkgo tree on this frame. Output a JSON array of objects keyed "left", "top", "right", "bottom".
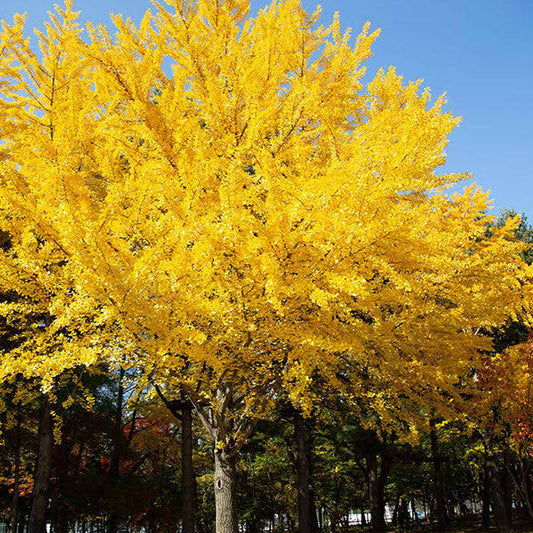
[{"left": 0, "top": 1, "right": 531, "bottom": 532}]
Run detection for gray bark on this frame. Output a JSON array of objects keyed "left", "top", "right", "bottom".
[{"left": 214, "top": 450, "right": 238, "bottom": 533}]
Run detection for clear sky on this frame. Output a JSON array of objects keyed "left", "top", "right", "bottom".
[{"left": 1, "top": 0, "right": 531, "bottom": 220}]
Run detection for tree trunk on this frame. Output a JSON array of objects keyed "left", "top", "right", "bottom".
[
  {"left": 29, "top": 396, "right": 54, "bottom": 533},
  {"left": 310, "top": 492, "right": 319, "bottom": 533},
  {"left": 9, "top": 414, "right": 22, "bottom": 533},
  {"left": 17, "top": 506, "right": 26, "bottom": 533},
  {"left": 411, "top": 500, "right": 418, "bottom": 524},
  {"left": 518, "top": 456, "right": 533, "bottom": 523},
  {"left": 182, "top": 399, "right": 196, "bottom": 533},
  {"left": 189, "top": 383, "right": 258, "bottom": 533},
  {"left": 368, "top": 453, "right": 389, "bottom": 532},
  {"left": 486, "top": 452, "right": 511, "bottom": 533},
  {"left": 155, "top": 386, "right": 198, "bottom": 533},
  {"left": 429, "top": 418, "right": 447, "bottom": 531},
  {"left": 108, "top": 367, "right": 126, "bottom": 533},
  {"left": 482, "top": 459, "right": 491, "bottom": 529},
  {"left": 54, "top": 507, "right": 69, "bottom": 533},
  {"left": 214, "top": 450, "right": 238, "bottom": 533},
  {"left": 294, "top": 410, "right": 319, "bottom": 533},
  {"left": 503, "top": 445, "right": 513, "bottom": 528},
  {"left": 398, "top": 499, "right": 409, "bottom": 528}
]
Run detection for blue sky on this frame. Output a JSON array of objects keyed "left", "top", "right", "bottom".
[{"left": 1, "top": 0, "right": 531, "bottom": 220}]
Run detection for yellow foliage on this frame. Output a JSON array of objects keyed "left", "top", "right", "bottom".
[{"left": 0, "top": 0, "right": 530, "bottom": 426}]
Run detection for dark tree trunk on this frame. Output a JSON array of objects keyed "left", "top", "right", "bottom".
[
  {"left": 368, "top": 453, "right": 390, "bottom": 532},
  {"left": 294, "top": 410, "right": 319, "bottom": 533},
  {"left": 518, "top": 456, "right": 533, "bottom": 523},
  {"left": 482, "top": 459, "right": 491, "bottom": 529},
  {"left": 429, "top": 418, "right": 447, "bottom": 531},
  {"left": 398, "top": 499, "right": 409, "bottom": 528},
  {"left": 155, "top": 386, "right": 198, "bottom": 533},
  {"left": 486, "top": 451, "right": 511, "bottom": 533},
  {"left": 182, "top": 399, "right": 196, "bottom": 533},
  {"left": 108, "top": 367, "right": 125, "bottom": 533},
  {"left": 29, "top": 396, "right": 54, "bottom": 533},
  {"left": 411, "top": 500, "right": 418, "bottom": 524},
  {"left": 17, "top": 505, "right": 26, "bottom": 533},
  {"left": 9, "top": 413, "right": 22, "bottom": 533},
  {"left": 214, "top": 450, "right": 238, "bottom": 533},
  {"left": 54, "top": 508, "right": 69, "bottom": 533},
  {"left": 310, "top": 492, "right": 319, "bottom": 533},
  {"left": 52, "top": 430, "right": 76, "bottom": 533},
  {"left": 503, "top": 445, "right": 513, "bottom": 528}
]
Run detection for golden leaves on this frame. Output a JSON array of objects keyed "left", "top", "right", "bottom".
[{"left": 0, "top": 0, "right": 530, "bottom": 425}]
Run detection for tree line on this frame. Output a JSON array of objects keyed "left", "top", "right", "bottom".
[{"left": 1, "top": 302, "right": 533, "bottom": 533}]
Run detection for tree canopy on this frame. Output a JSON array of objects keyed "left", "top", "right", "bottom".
[{"left": 0, "top": 1, "right": 532, "bottom": 531}]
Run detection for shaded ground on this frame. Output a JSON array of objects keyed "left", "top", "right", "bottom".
[
  {"left": 384, "top": 517, "right": 533, "bottom": 532},
  {"left": 349, "top": 517, "right": 533, "bottom": 533}
]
